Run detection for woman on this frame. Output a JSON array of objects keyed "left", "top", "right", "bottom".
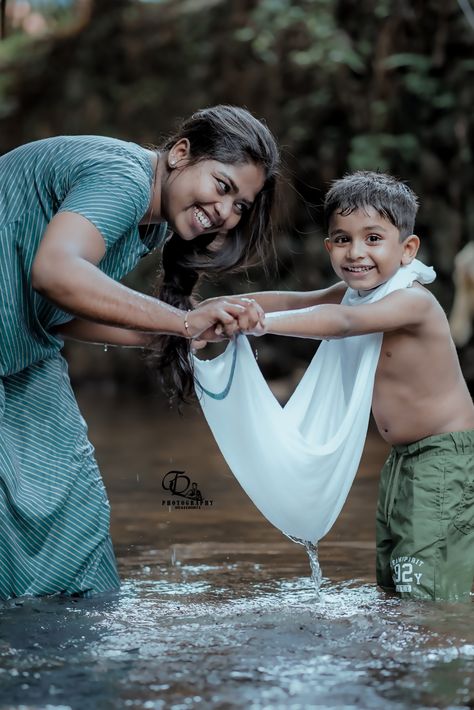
[{"left": 0, "top": 105, "right": 280, "bottom": 598}]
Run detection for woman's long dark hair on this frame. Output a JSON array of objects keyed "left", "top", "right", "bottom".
[{"left": 149, "top": 105, "right": 280, "bottom": 403}]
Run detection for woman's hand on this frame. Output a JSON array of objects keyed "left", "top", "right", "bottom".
[
  {"left": 195, "top": 297, "right": 264, "bottom": 337},
  {"left": 184, "top": 299, "right": 254, "bottom": 340}
]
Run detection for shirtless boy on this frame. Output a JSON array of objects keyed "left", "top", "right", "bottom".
[{"left": 247, "top": 171, "right": 474, "bottom": 601}]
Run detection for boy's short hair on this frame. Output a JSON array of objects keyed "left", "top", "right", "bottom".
[{"left": 323, "top": 171, "right": 419, "bottom": 240}]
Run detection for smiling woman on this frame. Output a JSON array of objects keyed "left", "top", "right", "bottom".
[
  {"left": 0, "top": 105, "right": 280, "bottom": 599},
  {"left": 149, "top": 105, "right": 280, "bottom": 400}
]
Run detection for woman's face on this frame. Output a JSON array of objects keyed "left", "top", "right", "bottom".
[{"left": 160, "top": 141, "right": 265, "bottom": 241}]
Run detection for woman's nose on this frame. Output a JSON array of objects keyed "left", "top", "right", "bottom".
[{"left": 215, "top": 197, "right": 234, "bottom": 225}]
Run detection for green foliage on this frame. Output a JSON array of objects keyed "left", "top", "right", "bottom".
[
  {"left": 348, "top": 133, "right": 420, "bottom": 172},
  {"left": 236, "top": 0, "right": 365, "bottom": 72},
  {"left": 0, "top": 0, "right": 472, "bottom": 373}
]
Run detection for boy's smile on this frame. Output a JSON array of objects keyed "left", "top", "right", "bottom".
[{"left": 325, "top": 207, "right": 419, "bottom": 291}]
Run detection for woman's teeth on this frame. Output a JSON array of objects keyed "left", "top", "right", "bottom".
[{"left": 194, "top": 207, "right": 212, "bottom": 229}]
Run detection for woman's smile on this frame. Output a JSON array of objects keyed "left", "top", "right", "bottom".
[{"left": 193, "top": 206, "right": 214, "bottom": 231}]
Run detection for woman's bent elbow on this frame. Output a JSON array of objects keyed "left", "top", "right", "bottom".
[
  {"left": 31, "top": 257, "right": 62, "bottom": 298},
  {"left": 31, "top": 258, "right": 49, "bottom": 294}
]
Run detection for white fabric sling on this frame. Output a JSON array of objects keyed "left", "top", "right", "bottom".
[{"left": 193, "top": 260, "right": 436, "bottom": 543}]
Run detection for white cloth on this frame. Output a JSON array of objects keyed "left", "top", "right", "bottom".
[{"left": 193, "top": 260, "right": 436, "bottom": 542}]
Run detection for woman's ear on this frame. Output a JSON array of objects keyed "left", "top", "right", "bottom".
[
  {"left": 168, "top": 139, "right": 191, "bottom": 169},
  {"left": 401, "top": 234, "right": 420, "bottom": 265}
]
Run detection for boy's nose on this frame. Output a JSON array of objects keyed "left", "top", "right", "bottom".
[{"left": 347, "top": 240, "right": 366, "bottom": 259}]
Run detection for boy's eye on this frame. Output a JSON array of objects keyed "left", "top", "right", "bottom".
[
  {"left": 334, "top": 236, "right": 350, "bottom": 244},
  {"left": 367, "top": 234, "right": 382, "bottom": 242}
]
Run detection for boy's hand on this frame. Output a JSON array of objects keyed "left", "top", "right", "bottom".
[{"left": 242, "top": 320, "right": 267, "bottom": 337}]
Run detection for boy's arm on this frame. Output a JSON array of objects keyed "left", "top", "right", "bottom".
[
  {"left": 55, "top": 319, "right": 153, "bottom": 347},
  {"left": 200, "top": 282, "right": 347, "bottom": 313},
  {"left": 259, "top": 287, "right": 433, "bottom": 340}
]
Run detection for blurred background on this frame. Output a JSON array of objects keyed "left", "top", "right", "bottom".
[{"left": 1, "top": 0, "right": 473, "bottom": 390}]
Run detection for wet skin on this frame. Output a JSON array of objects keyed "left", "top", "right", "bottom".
[
  {"left": 251, "top": 207, "right": 474, "bottom": 445},
  {"left": 326, "top": 208, "right": 474, "bottom": 444},
  {"left": 36, "top": 141, "right": 266, "bottom": 345}
]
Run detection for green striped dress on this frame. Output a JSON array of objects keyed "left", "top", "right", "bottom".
[{"left": 0, "top": 135, "right": 167, "bottom": 599}]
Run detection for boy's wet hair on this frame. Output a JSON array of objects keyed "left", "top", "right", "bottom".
[
  {"left": 323, "top": 171, "right": 419, "bottom": 241},
  {"left": 149, "top": 105, "right": 280, "bottom": 403}
]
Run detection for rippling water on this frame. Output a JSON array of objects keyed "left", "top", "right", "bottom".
[{"left": 0, "top": 391, "right": 472, "bottom": 709}]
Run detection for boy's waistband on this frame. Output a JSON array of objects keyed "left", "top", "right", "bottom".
[{"left": 392, "top": 429, "right": 474, "bottom": 459}]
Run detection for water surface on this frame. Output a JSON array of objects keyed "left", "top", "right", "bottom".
[{"left": 0, "top": 390, "right": 472, "bottom": 709}]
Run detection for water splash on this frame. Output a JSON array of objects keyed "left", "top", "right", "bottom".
[
  {"left": 287, "top": 536, "right": 322, "bottom": 595},
  {"left": 304, "top": 540, "right": 322, "bottom": 594}
]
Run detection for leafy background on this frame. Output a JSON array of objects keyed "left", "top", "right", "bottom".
[{"left": 1, "top": 0, "right": 472, "bottom": 385}]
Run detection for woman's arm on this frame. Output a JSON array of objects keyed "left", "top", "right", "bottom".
[
  {"left": 56, "top": 319, "right": 153, "bottom": 347},
  {"left": 32, "top": 212, "right": 260, "bottom": 339}
]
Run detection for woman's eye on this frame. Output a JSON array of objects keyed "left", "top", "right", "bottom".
[
  {"left": 235, "top": 202, "right": 248, "bottom": 214},
  {"left": 216, "top": 179, "right": 229, "bottom": 193}
]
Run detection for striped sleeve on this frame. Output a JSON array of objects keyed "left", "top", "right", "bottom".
[{"left": 56, "top": 153, "right": 152, "bottom": 249}]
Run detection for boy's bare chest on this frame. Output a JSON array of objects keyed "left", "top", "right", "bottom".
[
  {"left": 374, "top": 330, "right": 424, "bottom": 388},
  {"left": 374, "top": 325, "right": 455, "bottom": 394}
]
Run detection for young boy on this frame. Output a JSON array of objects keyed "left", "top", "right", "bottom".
[{"left": 247, "top": 171, "right": 474, "bottom": 601}]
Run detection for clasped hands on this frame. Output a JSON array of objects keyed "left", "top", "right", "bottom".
[{"left": 184, "top": 296, "right": 266, "bottom": 349}]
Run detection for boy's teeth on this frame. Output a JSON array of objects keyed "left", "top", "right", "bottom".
[{"left": 194, "top": 207, "right": 212, "bottom": 228}]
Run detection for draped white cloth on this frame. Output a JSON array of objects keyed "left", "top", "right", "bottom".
[{"left": 193, "top": 260, "right": 436, "bottom": 542}]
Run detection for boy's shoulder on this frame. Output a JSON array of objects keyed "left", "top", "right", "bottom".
[
  {"left": 379, "top": 282, "right": 447, "bottom": 333},
  {"left": 388, "top": 280, "right": 441, "bottom": 310},
  {"left": 344, "top": 281, "right": 447, "bottom": 338}
]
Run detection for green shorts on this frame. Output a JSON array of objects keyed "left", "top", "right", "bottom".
[{"left": 376, "top": 429, "right": 474, "bottom": 601}]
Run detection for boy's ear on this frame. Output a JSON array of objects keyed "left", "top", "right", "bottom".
[
  {"left": 401, "top": 234, "right": 420, "bottom": 265},
  {"left": 324, "top": 237, "right": 332, "bottom": 254}
]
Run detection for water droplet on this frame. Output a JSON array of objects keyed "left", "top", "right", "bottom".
[{"left": 103, "top": 344, "right": 108, "bottom": 353}]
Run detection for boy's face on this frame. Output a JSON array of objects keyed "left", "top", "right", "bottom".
[{"left": 325, "top": 206, "right": 419, "bottom": 291}]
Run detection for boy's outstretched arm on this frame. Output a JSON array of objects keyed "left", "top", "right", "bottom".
[
  {"left": 200, "top": 281, "right": 347, "bottom": 313},
  {"left": 253, "top": 287, "right": 434, "bottom": 339}
]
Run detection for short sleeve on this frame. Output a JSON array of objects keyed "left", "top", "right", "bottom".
[{"left": 57, "top": 152, "right": 152, "bottom": 249}]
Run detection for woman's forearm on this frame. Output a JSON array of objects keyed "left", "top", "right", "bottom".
[
  {"left": 33, "top": 254, "right": 187, "bottom": 335},
  {"left": 56, "top": 319, "right": 153, "bottom": 347}
]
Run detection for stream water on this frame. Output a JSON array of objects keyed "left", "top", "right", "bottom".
[{"left": 0, "top": 389, "right": 472, "bottom": 709}]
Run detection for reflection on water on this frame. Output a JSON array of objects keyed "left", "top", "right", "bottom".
[{"left": 0, "top": 391, "right": 472, "bottom": 709}]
